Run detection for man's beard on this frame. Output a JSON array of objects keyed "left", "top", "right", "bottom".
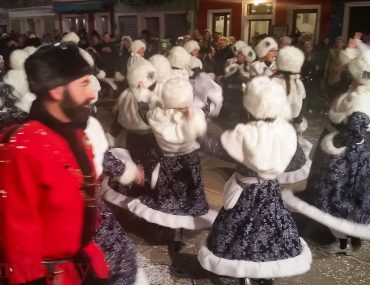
[{"left": 60, "top": 89, "right": 91, "bottom": 128}]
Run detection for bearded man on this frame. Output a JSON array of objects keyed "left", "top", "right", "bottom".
[{"left": 0, "top": 42, "right": 110, "bottom": 285}]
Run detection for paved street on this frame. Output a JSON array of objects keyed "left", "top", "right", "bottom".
[{"left": 96, "top": 104, "right": 370, "bottom": 285}]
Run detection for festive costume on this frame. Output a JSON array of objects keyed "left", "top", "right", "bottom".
[
  {"left": 168, "top": 46, "right": 192, "bottom": 79},
  {"left": 250, "top": 37, "right": 278, "bottom": 77},
  {"left": 104, "top": 78, "right": 217, "bottom": 230},
  {"left": 112, "top": 59, "right": 160, "bottom": 196},
  {"left": 218, "top": 45, "right": 256, "bottom": 129},
  {"left": 282, "top": 50, "right": 370, "bottom": 245},
  {"left": 273, "top": 46, "right": 312, "bottom": 191},
  {"left": 198, "top": 77, "right": 312, "bottom": 282}
]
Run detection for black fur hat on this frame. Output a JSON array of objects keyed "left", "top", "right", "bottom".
[{"left": 25, "top": 42, "right": 91, "bottom": 97}]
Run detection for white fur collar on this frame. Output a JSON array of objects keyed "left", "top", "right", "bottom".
[{"left": 221, "top": 119, "right": 297, "bottom": 179}]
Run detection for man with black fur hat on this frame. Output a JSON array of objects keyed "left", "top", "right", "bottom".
[{"left": 0, "top": 42, "right": 110, "bottom": 285}]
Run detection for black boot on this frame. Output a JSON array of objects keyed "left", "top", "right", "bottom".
[
  {"left": 350, "top": 237, "right": 362, "bottom": 252},
  {"left": 242, "top": 278, "right": 273, "bottom": 285},
  {"left": 173, "top": 228, "right": 185, "bottom": 252}
]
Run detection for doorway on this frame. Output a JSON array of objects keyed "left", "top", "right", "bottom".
[
  {"left": 212, "top": 12, "right": 230, "bottom": 37},
  {"left": 292, "top": 9, "right": 317, "bottom": 42},
  {"left": 248, "top": 19, "right": 271, "bottom": 44}
]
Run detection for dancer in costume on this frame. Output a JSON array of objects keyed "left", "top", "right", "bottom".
[
  {"left": 273, "top": 46, "right": 312, "bottom": 191},
  {"left": 218, "top": 45, "right": 256, "bottom": 129},
  {"left": 104, "top": 77, "right": 217, "bottom": 249},
  {"left": 168, "top": 46, "right": 192, "bottom": 79},
  {"left": 250, "top": 37, "right": 278, "bottom": 77},
  {"left": 198, "top": 76, "right": 312, "bottom": 285},
  {"left": 282, "top": 46, "right": 370, "bottom": 254}
]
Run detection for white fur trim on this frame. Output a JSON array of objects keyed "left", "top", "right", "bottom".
[
  {"left": 244, "top": 76, "right": 291, "bottom": 120},
  {"left": 85, "top": 117, "right": 109, "bottom": 177},
  {"left": 90, "top": 75, "right": 101, "bottom": 103},
  {"left": 4, "top": 70, "right": 29, "bottom": 98},
  {"left": 149, "top": 54, "right": 172, "bottom": 83},
  {"left": 115, "top": 71, "right": 125, "bottom": 82},
  {"left": 329, "top": 86, "right": 370, "bottom": 127},
  {"left": 148, "top": 107, "right": 206, "bottom": 153},
  {"left": 109, "top": 148, "right": 138, "bottom": 185},
  {"left": 250, "top": 60, "right": 277, "bottom": 77},
  {"left": 79, "top": 48, "right": 94, "bottom": 68},
  {"left": 15, "top": 92, "right": 36, "bottom": 113},
  {"left": 277, "top": 136, "right": 312, "bottom": 185},
  {"left": 127, "top": 55, "right": 146, "bottom": 71},
  {"left": 162, "top": 77, "right": 193, "bottom": 109},
  {"left": 101, "top": 178, "right": 218, "bottom": 230},
  {"left": 239, "top": 46, "right": 256, "bottom": 63},
  {"left": 96, "top": 70, "right": 106, "bottom": 79},
  {"left": 254, "top": 37, "right": 278, "bottom": 59},
  {"left": 277, "top": 46, "right": 304, "bottom": 73},
  {"left": 189, "top": 56, "right": 203, "bottom": 70},
  {"left": 348, "top": 50, "right": 370, "bottom": 85},
  {"left": 61, "top": 32, "right": 80, "bottom": 44},
  {"left": 223, "top": 173, "right": 243, "bottom": 210},
  {"left": 320, "top": 131, "right": 346, "bottom": 156},
  {"left": 151, "top": 163, "right": 160, "bottom": 189},
  {"left": 23, "top": 46, "right": 37, "bottom": 56},
  {"left": 127, "top": 59, "right": 157, "bottom": 89},
  {"left": 9, "top": 49, "right": 28, "bottom": 70},
  {"left": 295, "top": 117, "right": 308, "bottom": 134},
  {"left": 134, "top": 268, "right": 149, "bottom": 285},
  {"left": 224, "top": 63, "right": 239, "bottom": 77},
  {"left": 282, "top": 190, "right": 370, "bottom": 240},
  {"left": 131, "top": 40, "right": 146, "bottom": 55},
  {"left": 168, "top": 46, "right": 192, "bottom": 70},
  {"left": 221, "top": 119, "right": 297, "bottom": 180},
  {"left": 233, "top": 40, "right": 247, "bottom": 53},
  {"left": 183, "top": 40, "right": 200, "bottom": 54},
  {"left": 197, "top": 237, "right": 312, "bottom": 279},
  {"left": 339, "top": 47, "right": 360, "bottom": 66}
]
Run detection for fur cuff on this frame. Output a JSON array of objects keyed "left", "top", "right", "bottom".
[
  {"left": 295, "top": 117, "right": 308, "bottom": 133},
  {"left": 118, "top": 159, "right": 138, "bottom": 185},
  {"left": 115, "top": 71, "right": 125, "bottom": 82},
  {"left": 97, "top": 70, "right": 106, "bottom": 79},
  {"left": 320, "top": 131, "right": 346, "bottom": 156}
]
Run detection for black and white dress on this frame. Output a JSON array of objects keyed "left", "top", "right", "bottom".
[
  {"left": 273, "top": 74, "right": 312, "bottom": 190},
  {"left": 104, "top": 107, "right": 217, "bottom": 230},
  {"left": 282, "top": 86, "right": 370, "bottom": 240},
  {"left": 198, "top": 119, "right": 312, "bottom": 279},
  {"left": 85, "top": 117, "right": 149, "bottom": 285}
]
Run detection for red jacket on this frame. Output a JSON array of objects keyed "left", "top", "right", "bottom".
[{"left": 0, "top": 121, "right": 109, "bottom": 284}]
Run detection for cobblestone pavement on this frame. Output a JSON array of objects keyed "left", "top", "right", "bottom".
[{"left": 96, "top": 104, "right": 370, "bottom": 285}]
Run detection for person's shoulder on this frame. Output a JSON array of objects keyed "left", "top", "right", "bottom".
[{"left": 1, "top": 121, "right": 51, "bottom": 152}]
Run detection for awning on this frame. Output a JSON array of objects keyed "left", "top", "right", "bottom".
[{"left": 53, "top": 1, "right": 108, "bottom": 13}]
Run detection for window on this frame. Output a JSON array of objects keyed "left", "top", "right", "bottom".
[
  {"left": 96, "top": 15, "right": 110, "bottom": 35},
  {"left": 247, "top": 3, "right": 273, "bottom": 15},
  {"left": 145, "top": 17, "right": 160, "bottom": 38},
  {"left": 212, "top": 12, "right": 230, "bottom": 37},
  {"left": 165, "top": 13, "right": 188, "bottom": 38},
  {"left": 67, "top": 16, "right": 86, "bottom": 33},
  {"left": 249, "top": 20, "right": 270, "bottom": 43},
  {"left": 293, "top": 9, "right": 317, "bottom": 42},
  {"left": 118, "top": 15, "right": 138, "bottom": 39}
]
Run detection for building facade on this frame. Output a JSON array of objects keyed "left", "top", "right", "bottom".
[
  {"left": 198, "top": 0, "right": 332, "bottom": 44},
  {"left": 114, "top": 0, "right": 198, "bottom": 39}
]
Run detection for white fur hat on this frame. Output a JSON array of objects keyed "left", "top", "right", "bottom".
[
  {"left": 239, "top": 45, "right": 256, "bottom": 63},
  {"left": 276, "top": 46, "right": 304, "bottom": 73},
  {"left": 254, "top": 37, "right": 278, "bottom": 59},
  {"left": 10, "top": 49, "right": 29, "bottom": 70},
  {"left": 131, "top": 40, "right": 146, "bottom": 55},
  {"left": 121, "top": 35, "right": 132, "bottom": 43},
  {"left": 149, "top": 54, "right": 172, "bottom": 83},
  {"left": 61, "top": 32, "right": 80, "bottom": 44},
  {"left": 127, "top": 59, "right": 157, "bottom": 89},
  {"left": 162, "top": 77, "right": 193, "bottom": 109},
  {"left": 189, "top": 56, "right": 203, "bottom": 70},
  {"left": 168, "top": 46, "right": 192, "bottom": 70},
  {"left": 348, "top": 50, "right": 370, "bottom": 85},
  {"left": 233, "top": 40, "right": 247, "bottom": 53},
  {"left": 183, "top": 40, "right": 200, "bottom": 54},
  {"left": 244, "top": 76, "right": 290, "bottom": 120}
]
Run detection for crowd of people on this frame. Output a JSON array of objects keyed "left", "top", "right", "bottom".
[{"left": 0, "top": 26, "right": 370, "bottom": 285}]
